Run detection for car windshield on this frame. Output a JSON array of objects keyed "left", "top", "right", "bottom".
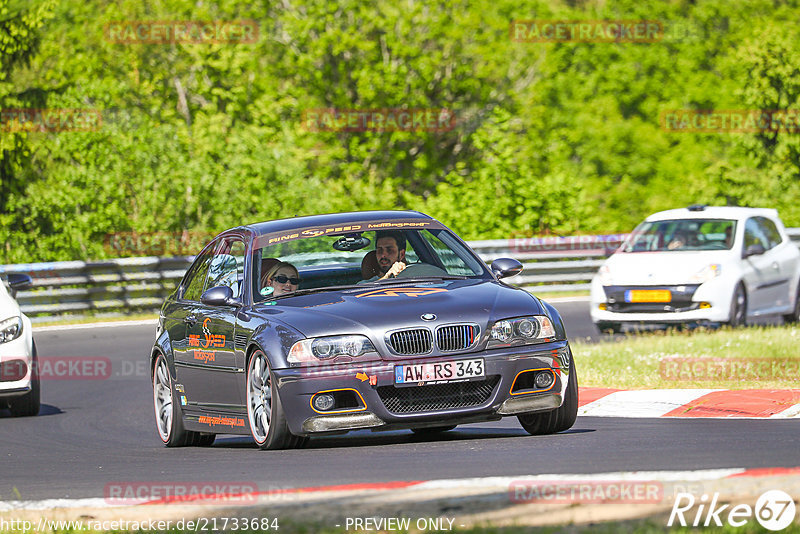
[
  {"left": 252, "top": 227, "right": 489, "bottom": 301},
  {"left": 621, "top": 219, "right": 737, "bottom": 253}
]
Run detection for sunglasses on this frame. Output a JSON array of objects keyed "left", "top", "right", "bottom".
[{"left": 272, "top": 274, "right": 300, "bottom": 285}]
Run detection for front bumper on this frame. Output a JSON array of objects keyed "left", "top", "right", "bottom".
[
  {"left": 0, "top": 314, "right": 34, "bottom": 399},
  {"left": 590, "top": 280, "right": 733, "bottom": 324},
  {"left": 273, "top": 341, "right": 572, "bottom": 435}
]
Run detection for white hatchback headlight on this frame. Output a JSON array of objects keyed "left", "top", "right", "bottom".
[
  {"left": 0, "top": 316, "right": 23, "bottom": 344},
  {"left": 690, "top": 264, "right": 722, "bottom": 284},
  {"left": 598, "top": 265, "right": 613, "bottom": 285}
]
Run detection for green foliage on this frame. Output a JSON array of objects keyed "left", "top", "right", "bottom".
[{"left": 2, "top": 0, "right": 800, "bottom": 262}]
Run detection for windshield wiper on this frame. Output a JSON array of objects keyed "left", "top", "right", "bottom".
[
  {"left": 267, "top": 284, "right": 366, "bottom": 300},
  {"left": 368, "top": 275, "right": 471, "bottom": 285}
]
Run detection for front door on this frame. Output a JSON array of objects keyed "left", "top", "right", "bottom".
[{"left": 177, "top": 238, "right": 247, "bottom": 410}]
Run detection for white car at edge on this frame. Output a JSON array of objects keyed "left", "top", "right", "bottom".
[
  {"left": 591, "top": 205, "right": 800, "bottom": 332},
  {"left": 0, "top": 273, "right": 40, "bottom": 417}
]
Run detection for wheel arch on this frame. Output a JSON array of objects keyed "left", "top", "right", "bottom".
[{"left": 150, "top": 331, "right": 176, "bottom": 381}]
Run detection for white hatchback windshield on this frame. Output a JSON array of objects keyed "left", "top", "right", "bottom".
[{"left": 621, "top": 219, "right": 737, "bottom": 252}]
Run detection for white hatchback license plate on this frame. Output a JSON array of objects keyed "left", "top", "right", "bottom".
[{"left": 394, "top": 358, "right": 484, "bottom": 387}]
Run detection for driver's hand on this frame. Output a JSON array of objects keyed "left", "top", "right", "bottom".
[{"left": 381, "top": 261, "right": 406, "bottom": 279}]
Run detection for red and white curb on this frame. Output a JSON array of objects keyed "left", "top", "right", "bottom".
[
  {"left": 579, "top": 387, "right": 800, "bottom": 418},
  {"left": 1, "top": 467, "right": 798, "bottom": 511}
]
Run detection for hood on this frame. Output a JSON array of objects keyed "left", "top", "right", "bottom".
[
  {"left": 251, "top": 279, "right": 544, "bottom": 339},
  {"left": 601, "top": 250, "right": 733, "bottom": 285}
]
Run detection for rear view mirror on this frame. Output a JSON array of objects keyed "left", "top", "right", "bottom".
[
  {"left": 491, "top": 258, "right": 523, "bottom": 279},
  {"left": 7, "top": 273, "right": 33, "bottom": 291},
  {"left": 201, "top": 285, "right": 237, "bottom": 306},
  {"left": 333, "top": 234, "right": 371, "bottom": 252},
  {"left": 743, "top": 243, "right": 766, "bottom": 258}
]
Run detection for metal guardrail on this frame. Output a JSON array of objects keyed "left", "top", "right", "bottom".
[{"left": 2, "top": 229, "right": 799, "bottom": 321}]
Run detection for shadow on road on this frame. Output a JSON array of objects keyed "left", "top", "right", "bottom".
[{"left": 0, "top": 403, "right": 63, "bottom": 419}]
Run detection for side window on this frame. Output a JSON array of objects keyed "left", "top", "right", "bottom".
[
  {"left": 421, "top": 230, "right": 482, "bottom": 276},
  {"left": 205, "top": 239, "right": 246, "bottom": 298},
  {"left": 757, "top": 217, "right": 783, "bottom": 249},
  {"left": 744, "top": 218, "right": 769, "bottom": 251},
  {"left": 182, "top": 246, "right": 215, "bottom": 301}
]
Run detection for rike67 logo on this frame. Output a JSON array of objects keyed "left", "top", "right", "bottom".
[{"left": 669, "top": 490, "right": 796, "bottom": 531}]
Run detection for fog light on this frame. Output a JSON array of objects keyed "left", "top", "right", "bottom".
[
  {"left": 535, "top": 371, "right": 554, "bottom": 389},
  {"left": 313, "top": 393, "right": 335, "bottom": 411},
  {"left": 598, "top": 303, "right": 607, "bottom": 311},
  {"left": 699, "top": 302, "right": 711, "bottom": 309}
]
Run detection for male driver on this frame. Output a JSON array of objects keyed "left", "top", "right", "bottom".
[{"left": 372, "top": 230, "right": 407, "bottom": 280}]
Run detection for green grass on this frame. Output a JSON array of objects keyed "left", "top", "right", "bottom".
[{"left": 573, "top": 325, "right": 800, "bottom": 389}]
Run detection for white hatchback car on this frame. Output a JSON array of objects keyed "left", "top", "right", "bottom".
[
  {"left": 591, "top": 206, "right": 800, "bottom": 332},
  {"left": 0, "top": 274, "right": 40, "bottom": 416}
]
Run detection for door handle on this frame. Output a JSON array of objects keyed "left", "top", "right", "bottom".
[
  {"left": 772, "top": 262, "right": 780, "bottom": 271},
  {"left": 184, "top": 314, "right": 197, "bottom": 326}
]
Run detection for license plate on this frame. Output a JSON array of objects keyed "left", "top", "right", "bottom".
[
  {"left": 625, "top": 289, "right": 672, "bottom": 303},
  {"left": 395, "top": 358, "right": 484, "bottom": 387}
]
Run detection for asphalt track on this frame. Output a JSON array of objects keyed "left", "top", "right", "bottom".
[{"left": 1, "top": 300, "right": 797, "bottom": 502}]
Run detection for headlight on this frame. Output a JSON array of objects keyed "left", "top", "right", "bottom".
[
  {"left": 488, "top": 316, "right": 556, "bottom": 347},
  {"left": 598, "top": 265, "right": 613, "bottom": 285},
  {"left": 690, "top": 264, "right": 721, "bottom": 283},
  {"left": 289, "top": 335, "right": 376, "bottom": 364},
  {"left": 0, "top": 316, "right": 23, "bottom": 344}
]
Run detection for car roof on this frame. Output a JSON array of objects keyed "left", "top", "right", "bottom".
[
  {"left": 645, "top": 206, "right": 780, "bottom": 223},
  {"left": 242, "top": 210, "right": 434, "bottom": 236}
]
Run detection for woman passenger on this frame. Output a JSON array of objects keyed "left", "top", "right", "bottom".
[{"left": 262, "top": 261, "right": 300, "bottom": 297}]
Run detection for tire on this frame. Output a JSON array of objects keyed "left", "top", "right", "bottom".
[
  {"left": 246, "top": 349, "right": 296, "bottom": 450},
  {"left": 153, "top": 353, "right": 191, "bottom": 447},
  {"left": 595, "top": 321, "right": 622, "bottom": 334},
  {"left": 728, "top": 283, "right": 747, "bottom": 327},
  {"left": 782, "top": 280, "right": 800, "bottom": 324},
  {"left": 9, "top": 342, "right": 40, "bottom": 418},
  {"left": 411, "top": 425, "right": 457, "bottom": 435},
  {"left": 518, "top": 354, "right": 578, "bottom": 435}
]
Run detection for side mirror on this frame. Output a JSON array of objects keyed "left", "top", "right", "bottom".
[
  {"left": 7, "top": 274, "right": 33, "bottom": 291},
  {"left": 200, "top": 285, "right": 238, "bottom": 307},
  {"left": 491, "top": 258, "right": 523, "bottom": 279},
  {"left": 743, "top": 243, "right": 766, "bottom": 258}
]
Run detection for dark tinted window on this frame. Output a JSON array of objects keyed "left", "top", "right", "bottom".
[
  {"left": 181, "top": 245, "right": 216, "bottom": 301},
  {"left": 757, "top": 217, "right": 782, "bottom": 249},
  {"left": 744, "top": 218, "right": 770, "bottom": 250}
]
